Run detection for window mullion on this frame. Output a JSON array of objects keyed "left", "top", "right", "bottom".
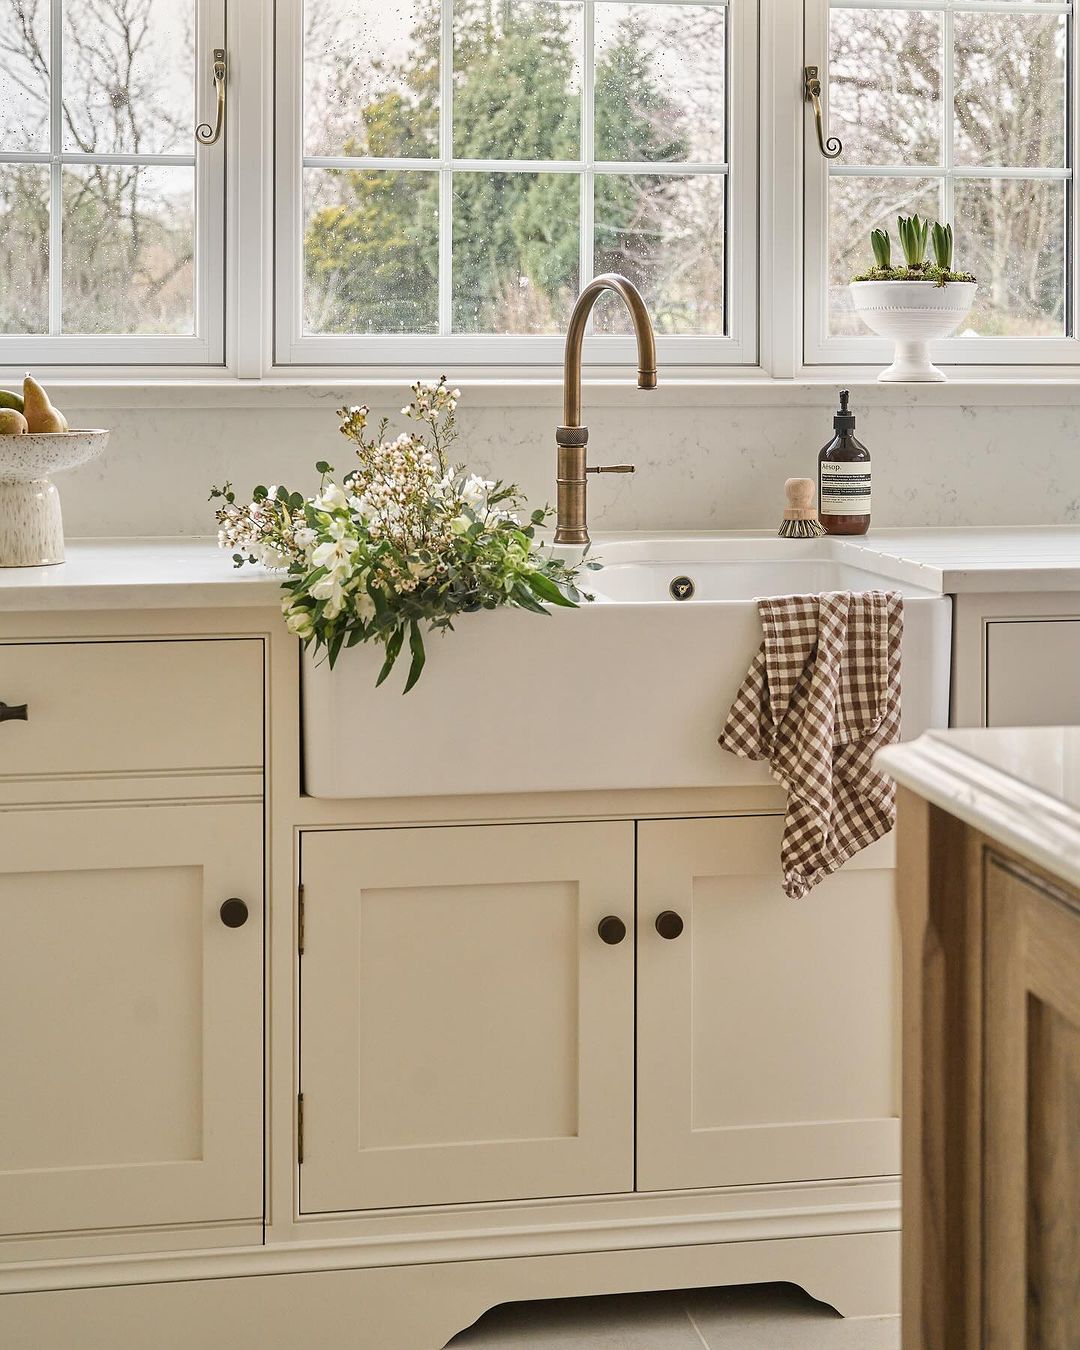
[
  {"left": 581, "top": 0, "right": 595, "bottom": 319},
  {"left": 439, "top": 0, "right": 454, "bottom": 337},
  {"left": 48, "top": 0, "right": 63, "bottom": 336},
  {"left": 943, "top": 2, "right": 954, "bottom": 230}
]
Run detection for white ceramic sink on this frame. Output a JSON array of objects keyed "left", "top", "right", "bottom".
[
  {"left": 303, "top": 536, "right": 952, "bottom": 799},
  {"left": 583, "top": 538, "right": 917, "bottom": 604}
]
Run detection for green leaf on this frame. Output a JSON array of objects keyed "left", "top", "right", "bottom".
[
  {"left": 327, "top": 627, "right": 345, "bottom": 668},
  {"left": 315, "top": 460, "right": 331, "bottom": 475},
  {"left": 375, "top": 625, "right": 405, "bottom": 687},
  {"left": 402, "top": 621, "right": 426, "bottom": 693},
  {"left": 526, "top": 571, "right": 577, "bottom": 608},
  {"left": 253, "top": 485, "right": 268, "bottom": 502},
  {"left": 511, "top": 583, "right": 548, "bottom": 615}
]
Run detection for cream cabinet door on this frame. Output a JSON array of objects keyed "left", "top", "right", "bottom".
[
  {"left": 299, "top": 822, "right": 634, "bottom": 1213},
  {"left": 637, "top": 816, "right": 899, "bottom": 1191},
  {"left": 986, "top": 619, "right": 1080, "bottom": 727},
  {"left": 0, "top": 802, "right": 263, "bottom": 1236}
]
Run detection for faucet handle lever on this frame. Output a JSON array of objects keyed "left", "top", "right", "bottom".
[{"left": 587, "top": 464, "right": 635, "bottom": 474}]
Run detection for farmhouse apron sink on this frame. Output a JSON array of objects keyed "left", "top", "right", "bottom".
[{"left": 302, "top": 536, "right": 951, "bottom": 799}]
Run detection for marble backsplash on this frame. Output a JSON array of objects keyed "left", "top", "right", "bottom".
[{"left": 55, "top": 387, "right": 1080, "bottom": 537}]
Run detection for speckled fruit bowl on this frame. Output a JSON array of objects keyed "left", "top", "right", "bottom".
[{"left": 0, "top": 429, "right": 109, "bottom": 567}]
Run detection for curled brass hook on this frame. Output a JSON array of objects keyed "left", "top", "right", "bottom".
[
  {"left": 804, "top": 65, "right": 842, "bottom": 160},
  {"left": 196, "top": 48, "right": 227, "bottom": 146}
]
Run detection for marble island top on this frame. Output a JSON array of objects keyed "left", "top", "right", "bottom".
[
  {"left": 880, "top": 728, "right": 1080, "bottom": 892},
  {"left": 0, "top": 526, "right": 1078, "bottom": 613}
]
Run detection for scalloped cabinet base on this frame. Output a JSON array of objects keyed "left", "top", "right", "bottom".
[{"left": 0, "top": 1231, "right": 900, "bottom": 1349}]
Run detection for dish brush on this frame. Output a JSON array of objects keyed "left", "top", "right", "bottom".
[{"left": 778, "top": 478, "right": 825, "bottom": 538}]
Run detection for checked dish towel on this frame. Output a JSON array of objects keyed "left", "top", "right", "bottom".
[{"left": 719, "top": 591, "right": 904, "bottom": 900}]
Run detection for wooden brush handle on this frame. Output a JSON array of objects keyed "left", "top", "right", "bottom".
[{"left": 783, "top": 477, "right": 817, "bottom": 520}]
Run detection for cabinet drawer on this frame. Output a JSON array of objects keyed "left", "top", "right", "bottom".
[
  {"left": 986, "top": 620, "right": 1080, "bottom": 727},
  {"left": 0, "top": 638, "right": 263, "bottom": 778}
]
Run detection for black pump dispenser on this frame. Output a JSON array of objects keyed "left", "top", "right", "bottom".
[
  {"left": 833, "top": 389, "right": 856, "bottom": 433},
  {"left": 818, "top": 389, "right": 871, "bottom": 536}
]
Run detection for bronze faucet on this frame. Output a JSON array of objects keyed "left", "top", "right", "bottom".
[{"left": 554, "top": 274, "right": 657, "bottom": 545}]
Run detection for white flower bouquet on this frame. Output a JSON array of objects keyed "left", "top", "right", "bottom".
[{"left": 211, "top": 378, "right": 591, "bottom": 692}]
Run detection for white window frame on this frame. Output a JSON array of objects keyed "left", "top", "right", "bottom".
[
  {"left": 803, "top": 0, "right": 1080, "bottom": 370},
  {"left": 273, "top": 0, "right": 758, "bottom": 369},
  {"left": 0, "top": 0, "right": 227, "bottom": 368}
]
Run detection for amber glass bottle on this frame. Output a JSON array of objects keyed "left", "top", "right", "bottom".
[{"left": 818, "top": 390, "right": 871, "bottom": 536}]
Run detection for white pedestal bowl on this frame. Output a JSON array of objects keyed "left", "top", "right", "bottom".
[
  {"left": 0, "top": 429, "right": 109, "bottom": 567},
  {"left": 849, "top": 280, "right": 976, "bottom": 382}
]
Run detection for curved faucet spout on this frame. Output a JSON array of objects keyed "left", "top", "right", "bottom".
[
  {"left": 563, "top": 273, "right": 658, "bottom": 428},
  {"left": 554, "top": 274, "right": 657, "bottom": 546}
]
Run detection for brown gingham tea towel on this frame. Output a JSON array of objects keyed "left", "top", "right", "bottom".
[{"left": 718, "top": 591, "right": 903, "bottom": 899}]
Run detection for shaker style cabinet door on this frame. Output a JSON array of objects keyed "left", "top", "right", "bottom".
[
  {"left": 983, "top": 856, "right": 1080, "bottom": 1349},
  {"left": 298, "top": 822, "right": 634, "bottom": 1213},
  {"left": 0, "top": 802, "right": 263, "bottom": 1236},
  {"left": 636, "top": 816, "right": 900, "bottom": 1191},
  {"left": 985, "top": 620, "right": 1080, "bottom": 727}
]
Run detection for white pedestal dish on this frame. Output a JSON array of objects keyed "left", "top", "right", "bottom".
[
  {"left": 849, "top": 280, "right": 976, "bottom": 382},
  {"left": 0, "top": 429, "right": 109, "bottom": 566}
]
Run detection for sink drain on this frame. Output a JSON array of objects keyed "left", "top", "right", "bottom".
[{"left": 669, "top": 575, "right": 695, "bottom": 601}]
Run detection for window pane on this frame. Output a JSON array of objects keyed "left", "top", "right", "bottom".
[
  {"left": 452, "top": 172, "right": 579, "bottom": 333},
  {"left": 829, "top": 175, "right": 941, "bottom": 336},
  {"left": 304, "top": 167, "right": 438, "bottom": 334},
  {"left": 954, "top": 12, "right": 1066, "bottom": 168},
  {"left": 829, "top": 8, "right": 942, "bottom": 166},
  {"left": 62, "top": 0, "right": 195, "bottom": 155},
  {"left": 594, "top": 173, "right": 724, "bottom": 335},
  {"left": 453, "top": 2, "right": 582, "bottom": 160},
  {"left": 61, "top": 165, "right": 194, "bottom": 334},
  {"left": 954, "top": 177, "right": 1065, "bottom": 336},
  {"left": 0, "top": 165, "right": 48, "bottom": 333},
  {"left": 0, "top": 0, "right": 50, "bottom": 152},
  {"left": 595, "top": 3, "right": 725, "bottom": 164},
  {"left": 303, "top": 0, "right": 439, "bottom": 158}
]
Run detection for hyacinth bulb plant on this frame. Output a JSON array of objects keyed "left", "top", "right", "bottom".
[
  {"left": 852, "top": 215, "right": 975, "bottom": 287},
  {"left": 211, "top": 378, "right": 593, "bottom": 692},
  {"left": 849, "top": 216, "right": 977, "bottom": 382}
]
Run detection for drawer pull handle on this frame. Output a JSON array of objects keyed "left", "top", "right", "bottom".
[
  {"left": 220, "top": 897, "right": 249, "bottom": 929},
  {"left": 0, "top": 701, "right": 28, "bottom": 723},
  {"left": 655, "top": 910, "right": 684, "bottom": 940},
  {"left": 597, "top": 915, "right": 627, "bottom": 945}
]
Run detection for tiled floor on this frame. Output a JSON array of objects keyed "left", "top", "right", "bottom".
[{"left": 448, "top": 1282, "right": 900, "bottom": 1349}]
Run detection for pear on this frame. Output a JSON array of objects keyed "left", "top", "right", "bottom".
[
  {"left": 0, "top": 389, "right": 23, "bottom": 414},
  {"left": 0, "top": 409, "right": 28, "bottom": 435},
  {"left": 22, "top": 373, "right": 68, "bottom": 433}
]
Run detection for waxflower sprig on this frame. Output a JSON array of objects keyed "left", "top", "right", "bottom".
[{"left": 211, "top": 378, "right": 593, "bottom": 693}]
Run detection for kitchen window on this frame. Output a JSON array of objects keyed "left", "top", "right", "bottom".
[
  {"left": 4, "top": 0, "right": 1080, "bottom": 376},
  {"left": 0, "top": 0, "right": 226, "bottom": 366},
  {"left": 804, "top": 0, "right": 1076, "bottom": 367},
  {"left": 274, "top": 0, "right": 758, "bottom": 367}
]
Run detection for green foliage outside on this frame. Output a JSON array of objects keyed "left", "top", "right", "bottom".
[{"left": 303, "top": 3, "right": 688, "bottom": 336}]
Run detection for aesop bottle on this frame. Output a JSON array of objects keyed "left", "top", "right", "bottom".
[{"left": 817, "top": 390, "right": 871, "bottom": 536}]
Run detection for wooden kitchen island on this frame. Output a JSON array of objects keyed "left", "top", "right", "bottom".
[{"left": 879, "top": 728, "right": 1080, "bottom": 1350}]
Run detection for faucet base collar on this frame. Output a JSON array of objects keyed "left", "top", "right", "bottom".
[{"left": 555, "top": 425, "right": 590, "bottom": 447}]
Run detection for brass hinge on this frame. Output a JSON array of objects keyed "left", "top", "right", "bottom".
[
  {"left": 297, "top": 1092, "right": 305, "bottom": 1166},
  {"left": 297, "top": 882, "right": 305, "bottom": 956}
]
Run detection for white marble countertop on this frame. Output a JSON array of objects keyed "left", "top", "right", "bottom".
[
  {"left": 879, "top": 728, "right": 1080, "bottom": 892},
  {"left": 0, "top": 526, "right": 1078, "bottom": 613}
]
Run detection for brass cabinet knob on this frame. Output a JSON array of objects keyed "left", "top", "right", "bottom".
[
  {"left": 219, "top": 897, "right": 249, "bottom": 928},
  {"left": 655, "top": 910, "right": 684, "bottom": 940},
  {"left": 597, "top": 915, "right": 627, "bottom": 945}
]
